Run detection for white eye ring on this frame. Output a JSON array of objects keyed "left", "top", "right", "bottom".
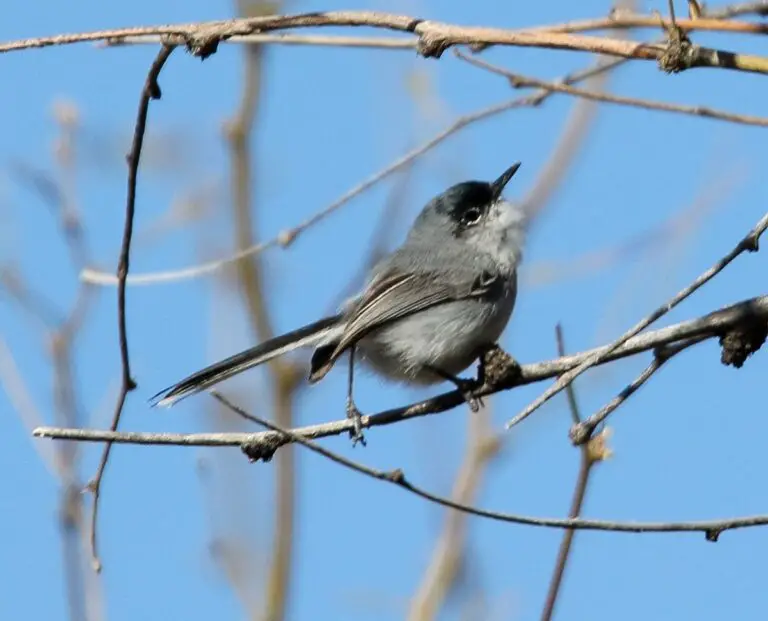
[{"left": 461, "top": 207, "right": 483, "bottom": 226}]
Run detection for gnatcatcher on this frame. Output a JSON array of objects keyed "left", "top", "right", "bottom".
[{"left": 152, "top": 162, "right": 525, "bottom": 444}]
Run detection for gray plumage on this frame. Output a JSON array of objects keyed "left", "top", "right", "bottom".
[{"left": 152, "top": 162, "right": 526, "bottom": 408}]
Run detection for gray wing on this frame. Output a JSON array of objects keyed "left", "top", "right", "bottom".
[{"left": 308, "top": 267, "right": 499, "bottom": 382}]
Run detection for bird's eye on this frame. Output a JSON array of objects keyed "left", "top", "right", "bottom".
[{"left": 460, "top": 206, "right": 483, "bottom": 226}]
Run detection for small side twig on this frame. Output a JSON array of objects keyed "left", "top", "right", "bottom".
[
  {"left": 198, "top": 392, "right": 768, "bottom": 540},
  {"left": 540, "top": 326, "right": 609, "bottom": 621},
  {"left": 84, "top": 43, "right": 175, "bottom": 573},
  {"left": 505, "top": 209, "right": 768, "bottom": 430},
  {"left": 456, "top": 50, "right": 768, "bottom": 128}
]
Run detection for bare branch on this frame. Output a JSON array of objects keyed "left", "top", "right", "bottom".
[
  {"left": 2, "top": 10, "right": 768, "bottom": 76},
  {"left": 457, "top": 50, "right": 768, "bottom": 128},
  {"left": 505, "top": 209, "right": 768, "bottom": 430},
  {"left": 34, "top": 292, "right": 768, "bottom": 452},
  {"left": 182, "top": 393, "right": 768, "bottom": 540},
  {"left": 84, "top": 44, "right": 175, "bottom": 573}
]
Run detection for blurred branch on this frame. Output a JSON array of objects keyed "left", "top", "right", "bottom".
[
  {"left": 518, "top": 0, "right": 641, "bottom": 223},
  {"left": 456, "top": 50, "right": 768, "bottom": 128},
  {"left": 223, "top": 1, "right": 297, "bottom": 618},
  {"left": 407, "top": 407, "right": 500, "bottom": 621},
  {"left": 3, "top": 103, "right": 106, "bottom": 621},
  {"left": 84, "top": 43, "right": 175, "bottom": 573},
  {"left": 80, "top": 55, "right": 630, "bottom": 288},
  {"left": 505, "top": 209, "right": 768, "bottom": 430},
  {"left": 35, "top": 291, "right": 768, "bottom": 450},
  {"left": 3, "top": 9, "right": 768, "bottom": 76},
  {"left": 539, "top": 326, "right": 609, "bottom": 621}
]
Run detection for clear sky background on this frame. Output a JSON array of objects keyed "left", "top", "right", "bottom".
[{"left": 2, "top": 1, "right": 768, "bottom": 620}]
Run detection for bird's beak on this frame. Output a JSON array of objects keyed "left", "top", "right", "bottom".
[{"left": 491, "top": 161, "right": 521, "bottom": 199}]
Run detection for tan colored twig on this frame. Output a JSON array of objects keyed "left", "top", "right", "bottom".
[
  {"left": 457, "top": 50, "right": 768, "bottom": 128},
  {"left": 3, "top": 9, "right": 768, "bottom": 76},
  {"left": 505, "top": 209, "right": 768, "bottom": 430},
  {"left": 224, "top": 2, "right": 298, "bottom": 617},
  {"left": 84, "top": 44, "right": 175, "bottom": 573}
]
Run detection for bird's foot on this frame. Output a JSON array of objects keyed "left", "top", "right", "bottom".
[{"left": 345, "top": 398, "right": 367, "bottom": 447}]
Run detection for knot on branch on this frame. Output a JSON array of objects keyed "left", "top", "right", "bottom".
[
  {"left": 417, "top": 32, "right": 450, "bottom": 58},
  {"left": 719, "top": 321, "right": 768, "bottom": 368},
  {"left": 479, "top": 344, "right": 522, "bottom": 388},
  {"left": 241, "top": 432, "right": 286, "bottom": 462},
  {"left": 658, "top": 25, "right": 696, "bottom": 73},
  {"left": 185, "top": 30, "right": 221, "bottom": 59}
]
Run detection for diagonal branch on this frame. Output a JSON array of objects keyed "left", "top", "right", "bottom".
[
  {"left": 505, "top": 209, "right": 768, "bottom": 430},
  {"left": 456, "top": 50, "right": 768, "bottom": 128}
]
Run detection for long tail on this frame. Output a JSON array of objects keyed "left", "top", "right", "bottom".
[{"left": 151, "top": 314, "right": 343, "bottom": 407}]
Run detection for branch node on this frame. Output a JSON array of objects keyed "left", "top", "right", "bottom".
[
  {"left": 658, "top": 16, "right": 696, "bottom": 73},
  {"left": 385, "top": 468, "right": 406, "bottom": 484},
  {"left": 719, "top": 322, "right": 768, "bottom": 368},
  {"left": 417, "top": 33, "right": 450, "bottom": 59},
  {"left": 241, "top": 434, "right": 283, "bottom": 462},
  {"left": 185, "top": 31, "right": 221, "bottom": 59},
  {"left": 569, "top": 422, "right": 591, "bottom": 446},
  {"left": 478, "top": 344, "right": 522, "bottom": 388},
  {"left": 277, "top": 228, "right": 298, "bottom": 247},
  {"left": 705, "top": 528, "right": 722, "bottom": 542}
]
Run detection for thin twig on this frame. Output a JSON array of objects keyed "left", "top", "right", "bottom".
[
  {"left": 34, "top": 292, "right": 768, "bottom": 450},
  {"left": 456, "top": 50, "right": 768, "bottom": 128},
  {"left": 193, "top": 392, "right": 766, "bottom": 540},
  {"left": 84, "top": 44, "right": 175, "bottom": 573},
  {"left": 570, "top": 336, "right": 708, "bottom": 444},
  {"left": 79, "top": 55, "right": 628, "bottom": 288},
  {"left": 505, "top": 210, "right": 768, "bottom": 430}
]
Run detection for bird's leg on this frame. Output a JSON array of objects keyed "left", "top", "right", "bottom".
[
  {"left": 345, "top": 345, "right": 367, "bottom": 446},
  {"left": 426, "top": 365, "right": 483, "bottom": 412}
]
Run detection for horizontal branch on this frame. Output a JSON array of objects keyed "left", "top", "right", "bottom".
[
  {"left": 34, "top": 293, "right": 768, "bottom": 452},
  {"left": 2, "top": 10, "right": 768, "bottom": 74}
]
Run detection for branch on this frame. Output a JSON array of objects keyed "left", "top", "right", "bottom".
[
  {"left": 122, "top": 392, "right": 768, "bottom": 541},
  {"left": 83, "top": 44, "right": 175, "bottom": 573},
  {"left": 457, "top": 50, "right": 768, "bottom": 128},
  {"left": 505, "top": 209, "right": 768, "bottom": 430},
  {"left": 3, "top": 9, "right": 768, "bottom": 75},
  {"left": 34, "top": 292, "right": 768, "bottom": 451}
]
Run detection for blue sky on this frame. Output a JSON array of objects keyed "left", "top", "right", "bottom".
[{"left": 2, "top": 1, "right": 768, "bottom": 620}]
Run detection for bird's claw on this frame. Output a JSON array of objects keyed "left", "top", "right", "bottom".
[{"left": 345, "top": 399, "right": 367, "bottom": 447}]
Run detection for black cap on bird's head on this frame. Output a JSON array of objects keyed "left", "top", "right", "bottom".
[{"left": 413, "top": 161, "right": 522, "bottom": 236}]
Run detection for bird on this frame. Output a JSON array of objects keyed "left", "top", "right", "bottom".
[{"left": 152, "top": 162, "right": 526, "bottom": 444}]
